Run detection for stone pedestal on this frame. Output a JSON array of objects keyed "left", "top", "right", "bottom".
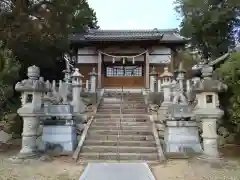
[
  {"left": 18, "top": 114, "right": 41, "bottom": 158},
  {"left": 194, "top": 112, "right": 223, "bottom": 162},
  {"left": 164, "top": 120, "right": 202, "bottom": 153},
  {"left": 40, "top": 121, "right": 77, "bottom": 154},
  {"left": 40, "top": 104, "right": 77, "bottom": 154},
  {"left": 202, "top": 118, "right": 219, "bottom": 157}
]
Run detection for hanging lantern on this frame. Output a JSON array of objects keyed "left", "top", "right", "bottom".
[
  {"left": 122, "top": 57, "right": 125, "bottom": 64},
  {"left": 112, "top": 57, "right": 115, "bottom": 63},
  {"left": 132, "top": 57, "right": 135, "bottom": 64}
]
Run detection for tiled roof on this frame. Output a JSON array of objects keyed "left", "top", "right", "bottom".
[{"left": 69, "top": 29, "right": 187, "bottom": 43}]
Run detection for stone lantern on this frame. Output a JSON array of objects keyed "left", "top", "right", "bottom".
[
  {"left": 159, "top": 67, "right": 173, "bottom": 105},
  {"left": 149, "top": 66, "right": 157, "bottom": 92},
  {"left": 71, "top": 68, "right": 86, "bottom": 113},
  {"left": 193, "top": 65, "right": 227, "bottom": 161},
  {"left": 174, "top": 62, "right": 186, "bottom": 92},
  {"left": 15, "top": 65, "right": 49, "bottom": 158},
  {"left": 89, "top": 67, "right": 98, "bottom": 92}
]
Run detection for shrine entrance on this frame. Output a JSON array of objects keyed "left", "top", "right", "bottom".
[{"left": 103, "top": 61, "right": 145, "bottom": 88}]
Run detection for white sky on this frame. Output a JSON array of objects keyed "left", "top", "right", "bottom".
[{"left": 88, "top": 0, "right": 180, "bottom": 30}]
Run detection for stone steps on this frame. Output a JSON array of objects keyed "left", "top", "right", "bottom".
[
  {"left": 100, "top": 102, "right": 145, "bottom": 105},
  {"left": 79, "top": 152, "right": 158, "bottom": 161},
  {"left": 90, "top": 125, "right": 152, "bottom": 131},
  {"left": 77, "top": 159, "right": 159, "bottom": 165},
  {"left": 97, "top": 109, "right": 146, "bottom": 112},
  {"left": 99, "top": 104, "right": 145, "bottom": 107},
  {"left": 94, "top": 114, "right": 149, "bottom": 119},
  {"left": 77, "top": 91, "right": 159, "bottom": 162},
  {"left": 83, "top": 140, "right": 156, "bottom": 147},
  {"left": 92, "top": 121, "right": 150, "bottom": 126},
  {"left": 94, "top": 113, "right": 148, "bottom": 117},
  {"left": 88, "top": 129, "right": 153, "bottom": 136},
  {"left": 98, "top": 106, "right": 146, "bottom": 110},
  {"left": 97, "top": 111, "right": 146, "bottom": 114},
  {"left": 92, "top": 119, "right": 149, "bottom": 123},
  {"left": 81, "top": 146, "right": 157, "bottom": 153},
  {"left": 87, "top": 134, "right": 155, "bottom": 141}
]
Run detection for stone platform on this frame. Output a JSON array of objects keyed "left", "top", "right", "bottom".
[{"left": 79, "top": 163, "right": 155, "bottom": 180}]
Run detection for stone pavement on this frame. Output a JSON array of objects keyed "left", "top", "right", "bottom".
[{"left": 79, "top": 163, "right": 156, "bottom": 180}]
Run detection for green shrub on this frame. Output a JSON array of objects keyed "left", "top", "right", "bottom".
[
  {"left": 216, "top": 52, "right": 240, "bottom": 143},
  {"left": 0, "top": 41, "right": 22, "bottom": 136}
]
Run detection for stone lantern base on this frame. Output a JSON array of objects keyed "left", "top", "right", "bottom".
[
  {"left": 164, "top": 120, "right": 202, "bottom": 154},
  {"left": 17, "top": 110, "right": 44, "bottom": 159}
]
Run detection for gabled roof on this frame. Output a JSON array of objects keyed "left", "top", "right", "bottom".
[{"left": 69, "top": 29, "right": 187, "bottom": 43}]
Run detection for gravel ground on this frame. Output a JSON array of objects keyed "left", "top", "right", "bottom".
[
  {"left": 152, "top": 159, "right": 240, "bottom": 180},
  {"left": 0, "top": 150, "right": 240, "bottom": 180}
]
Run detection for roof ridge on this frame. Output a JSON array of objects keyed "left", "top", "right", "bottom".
[{"left": 88, "top": 28, "right": 178, "bottom": 33}]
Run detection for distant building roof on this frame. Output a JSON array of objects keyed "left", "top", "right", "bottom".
[{"left": 69, "top": 29, "right": 187, "bottom": 44}]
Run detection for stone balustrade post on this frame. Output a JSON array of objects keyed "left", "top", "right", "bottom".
[
  {"left": 186, "top": 79, "right": 191, "bottom": 93},
  {"left": 89, "top": 67, "right": 97, "bottom": 92},
  {"left": 149, "top": 67, "right": 157, "bottom": 92},
  {"left": 72, "top": 68, "right": 86, "bottom": 113},
  {"left": 15, "top": 65, "right": 49, "bottom": 159},
  {"left": 85, "top": 80, "right": 89, "bottom": 92},
  {"left": 193, "top": 65, "right": 227, "bottom": 162},
  {"left": 158, "top": 67, "right": 173, "bottom": 122},
  {"left": 157, "top": 79, "right": 161, "bottom": 92}
]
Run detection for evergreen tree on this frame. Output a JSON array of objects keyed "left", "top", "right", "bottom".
[
  {"left": 0, "top": 41, "right": 20, "bottom": 117},
  {"left": 175, "top": 0, "right": 240, "bottom": 60},
  {"left": 0, "top": 0, "right": 98, "bottom": 80}
]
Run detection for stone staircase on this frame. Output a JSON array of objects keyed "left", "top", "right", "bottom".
[{"left": 78, "top": 91, "right": 160, "bottom": 163}]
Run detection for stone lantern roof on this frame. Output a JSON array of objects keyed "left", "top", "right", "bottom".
[
  {"left": 159, "top": 67, "right": 173, "bottom": 78},
  {"left": 174, "top": 62, "right": 186, "bottom": 74},
  {"left": 193, "top": 66, "right": 227, "bottom": 93},
  {"left": 15, "top": 65, "right": 49, "bottom": 92},
  {"left": 72, "top": 68, "right": 84, "bottom": 78}
]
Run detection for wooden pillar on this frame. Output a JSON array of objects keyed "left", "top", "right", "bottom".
[
  {"left": 170, "top": 48, "right": 177, "bottom": 72},
  {"left": 145, "top": 50, "right": 150, "bottom": 89},
  {"left": 97, "top": 51, "right": 102, "bottom": 89}
]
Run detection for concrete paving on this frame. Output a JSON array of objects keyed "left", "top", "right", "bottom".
[{"left": 79, "top": 163, "right": 156, "bottom": 180}]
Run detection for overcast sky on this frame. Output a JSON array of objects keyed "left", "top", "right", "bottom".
[{"left": 88, "top": 0, "right": 180, "bottom": 30}]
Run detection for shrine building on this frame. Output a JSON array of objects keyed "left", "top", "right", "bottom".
[{"left": 69, "top": 29, "right": 187, "bottom": 89}]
